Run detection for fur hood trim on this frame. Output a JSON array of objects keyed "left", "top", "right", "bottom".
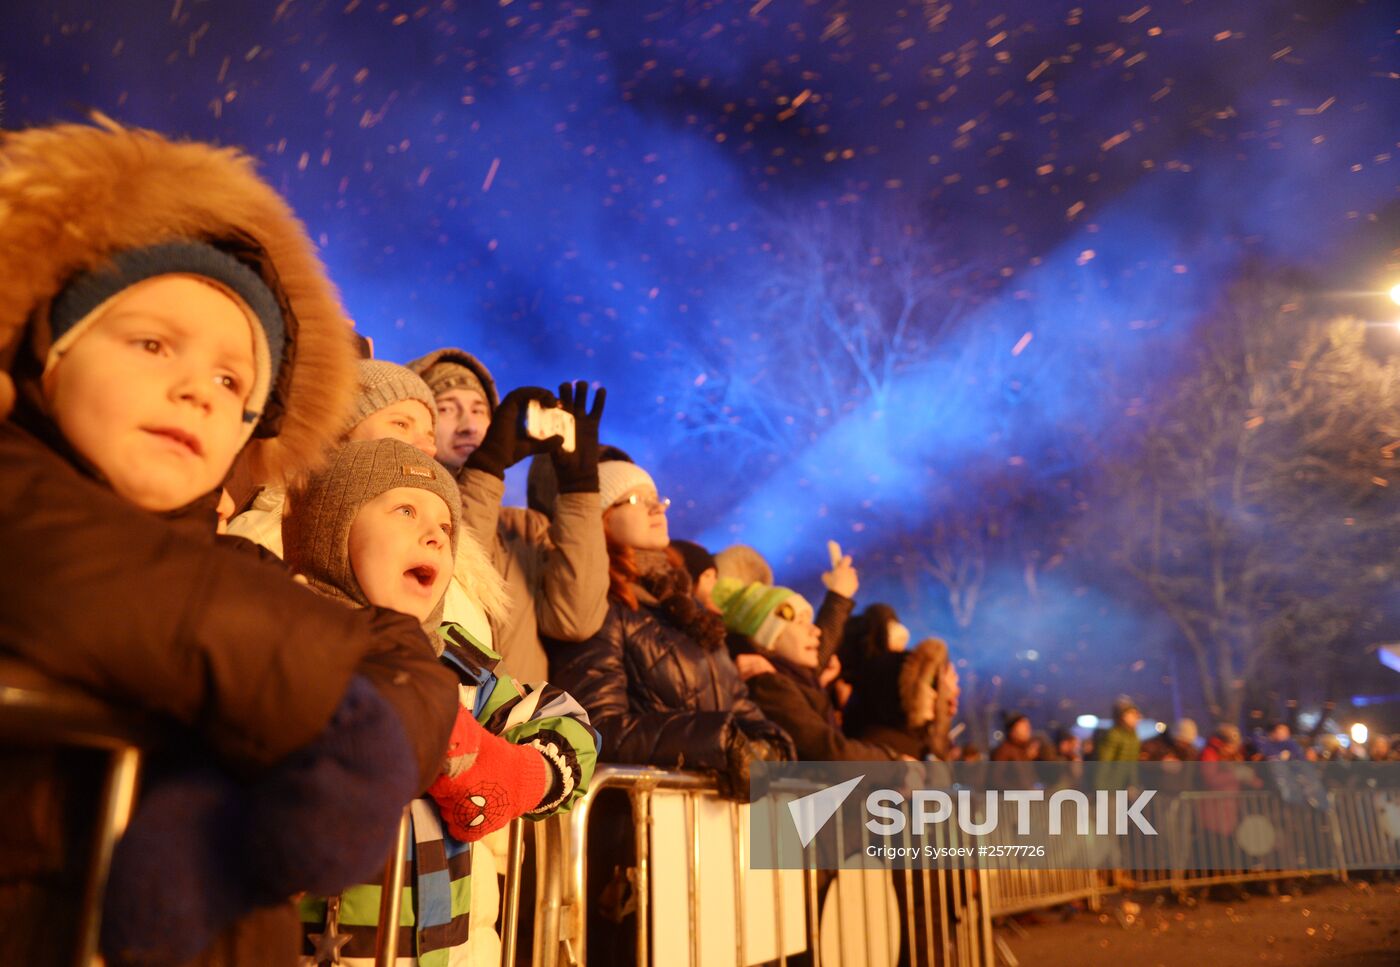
[
  {"left": 453, "top": 524, "right": 511, "bottom": 626},
  {"left": 406, "top": 347, "right": 499, "bottom": 410},
  {"left": 0, "top": 117, "right": 357, "bottom": 486},
  {"left": 899, "top": 637, "right": 950, "bottom": 729}
]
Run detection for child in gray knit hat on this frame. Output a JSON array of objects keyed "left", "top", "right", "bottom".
[
  {"left": 284, "top": 438, "right": 599, "bottom": 965},
  {"left": 231, "top": 356, "right": 508, "bottom": 650},
  {"left": 228, "top": 358, "right": 436, "bottom": 556}
]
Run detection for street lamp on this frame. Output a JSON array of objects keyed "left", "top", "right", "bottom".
[{"left": 1351, "top": 722, "right": 1369, "bottom": 745}]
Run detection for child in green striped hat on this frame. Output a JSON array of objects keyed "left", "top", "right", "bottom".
[{"left": 711, "top": 577, "right": 823, "bottom": 669}]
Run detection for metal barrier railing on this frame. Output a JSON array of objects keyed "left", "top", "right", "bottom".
[
  {"left": 979, "top": 800, "right": 1103, "bottom": 918},
  {"left": 359, "top": 768, "right": 1400, "bottom": 967},
  {"left": 0, "top": 657, "right": 152, "bottom": 967},
  {"left": 1329, "top": 787, "right": 1400, "bottom": 875},
  {"left": 526, "top": 763, "right": 983, "bottom": 967},
  {"left": 1166, "top": 790, "right": 1343, "bottom": 891}
]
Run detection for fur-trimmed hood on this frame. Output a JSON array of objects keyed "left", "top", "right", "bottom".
[
  {"left": 406, "top": 347, "right": 499, "bottom": 410},
  {"left": 0, "top": 117, "right": 357, "bottom": 486},
  {"left": 899, "top": 637, "right": 950, "bottom": 729}
]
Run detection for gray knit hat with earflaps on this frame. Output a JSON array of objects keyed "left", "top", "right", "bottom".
[{"left": 283, "top": 438, "right": 460, "bottom": 629}]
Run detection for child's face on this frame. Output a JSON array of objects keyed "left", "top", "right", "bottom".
[
  {"left": 45, "top": 276, "right": 257, "bottom": 512},
  {"left": 348, "top": 486, "right": 453, "bottom": 623},
  {"left": 771, "top": 615, "right": 822, "bottom": 669},
  {"left": 348, "top": 399, "right": 436, "bottom": 457},
  {"left": 433, "top": 387, "right": 490, "bottom": 470}
]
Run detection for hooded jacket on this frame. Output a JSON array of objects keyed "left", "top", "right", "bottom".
[
  {"left": 842, "top": 638, "right": 956, "bottom": 761},
  {"left": 0, "top": 120, "right": 457, "bottom": 967},
  {"left": 409, "top": 348, "right": 609, "bottom": 685}
]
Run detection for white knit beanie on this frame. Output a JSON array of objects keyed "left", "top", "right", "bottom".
[{"left": 598, "top": 460, "right": 657, "bottom": 510}]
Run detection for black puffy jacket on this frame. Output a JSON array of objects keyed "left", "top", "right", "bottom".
[{"left": 547, "top": 599, "right": 794, "bottom": 771}]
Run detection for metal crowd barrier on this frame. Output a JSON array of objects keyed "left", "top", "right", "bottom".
[
  {"left": 374, "top": 811, "right": 528, "bottom": 967},
  {"left": 0, "top": 657, "right": 153, "bottom": 967},
  {"left": 525, "top": 763, "right": 985, "bottom": 967},
  {"left": 1329, "top": 787, "right": 1400, "bottom": 875},
  {"left": 978, "top": 800, "right": 1103, "bottom": 918},
  {"left": 1165, "top": 790, "right": 1341, "bottom": 892},
  {"left": 982, "top": 783, "right": 1400, "bottom": 932},
  {"left": 511, "top": 770, "right": 1399, "bottom": 965}
]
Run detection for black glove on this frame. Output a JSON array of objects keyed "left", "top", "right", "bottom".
[
  {"left": 550, "top": 380, "right": 607, "bottom": 494},
  {"left": 715, "top": 728, "right": 786, "bottom": 803},
  {"left": 464, "top": 386, "right": 561, "bottom": 480}
]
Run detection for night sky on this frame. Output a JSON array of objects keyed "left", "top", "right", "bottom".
[{"left": 3, "top": 0, "right": 1398, "bottom": 731}]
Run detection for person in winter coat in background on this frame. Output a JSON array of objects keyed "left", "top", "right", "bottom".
[
  {"left": 283, "top": 439, "right": 598, "bottom": 966},
  {"left": 546, "top": 457, "right": 795, "bottom": 790},
  {"left": 1141, "top": 718, "right": 1200, "bottom": 762},
  {"left": 1094, "top": 696, "right": 1143, "bottom": 792},
  {"left": 991, "top": 712, "right": 1040, "bottom": 789},
  {"left": 714, "top": 577, "right": 901, "bottom": 762},
  {"left": 408, "top": 349, "right": 609, "bottom": 684},
  {"left": 837, "top": 602, "right": 912, "bottom": 745},
  {"left": 992, "top": 713, "right": 1036, "bottom": 762},
  {"left": 840, "top": 638, "right": 959, "bottom": 761},
  {"left": 228, "top": 358, "right": 509, "bottom": 648},
  {"left": 1199, "top": 723, "right": 1264, "bottom": 842},
  {"left": 1253, "top": 721, "right": 1306, "bottom": 762},
  {"left": 0, "top": 119, "right": 458, "bottom": 966},
  {"left": 544, "top": 460, "right": 794, "bottom": 964}
]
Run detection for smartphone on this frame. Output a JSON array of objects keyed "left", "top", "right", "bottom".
[{"left": 523, "top": 399, "right": 576, "bottom": 452}]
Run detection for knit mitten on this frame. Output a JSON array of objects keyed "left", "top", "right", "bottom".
[
  {"left": 550, "top": 380, "right": 606, "bottom": 494},
  {"left": 463, "top": 386, "right": 560, "bottom": 479},
  {"left": 244, "top": 674, "right": 418, "bottom": 897},
  {"left": 100, "top": 675, "right": 419, "bottom": 966},
  {"left": 426, "top": 705, "right": 548, "bottom": 841},
  {"left": 100, "top": 767, "right": 254, "bottom": 966}
]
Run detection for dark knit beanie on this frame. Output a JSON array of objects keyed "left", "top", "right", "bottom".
[
  {"left": 284, "top": 438, "right": 461, "bottom": 610},
  {"left": 48, "top": 241, "right": 286, "bottom": 425},
  {"left": 670, "top": 540, "right": 717, "bottom": 584},
  {"left": 346, "top": 359, "right": 436, "bottom": 433}
]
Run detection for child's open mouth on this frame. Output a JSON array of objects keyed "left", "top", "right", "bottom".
[
  {"left": 404, "top": 564, "right": 439, "bottom": 590},
  {"left": 144, "top": 426, "right": 203, "bottom": 456}
]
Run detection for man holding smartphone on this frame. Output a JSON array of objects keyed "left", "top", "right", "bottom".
[{"left": 409, "top": 348, "right": 609, "bottom": 684}]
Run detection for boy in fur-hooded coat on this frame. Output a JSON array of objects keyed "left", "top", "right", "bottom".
[{"left": 0, "top": 119, "right": 457, "bottom": 966}]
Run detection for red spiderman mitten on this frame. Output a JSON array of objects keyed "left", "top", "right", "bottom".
[{"left": 427, "top": 703, "right": 549, "bottom": 841}]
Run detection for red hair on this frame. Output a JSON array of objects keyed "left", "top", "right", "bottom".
[{"left": 605, "top": 535, "right": 683, "bottom": 612}]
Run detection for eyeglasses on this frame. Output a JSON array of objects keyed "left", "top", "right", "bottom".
[{"left": 611, "top": 493, "right": 671, "bottom": 511}]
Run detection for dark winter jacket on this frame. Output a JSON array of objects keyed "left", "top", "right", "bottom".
[
  {"left": 0, "top": 120, "right": 458, "bottom": 967},
  {"left": 842, "top": 639, "right": 957, "bottom": 762},
  {"left": 742, "top": 652, "right": 899, "bottom": 763},
  {"left": 0, "top": 420, "right": 459, "bottom": 966},
  {"left": 547, "top": 598, "right": 795, "bottom": 771},
  {"left": 1140, "top": 735, "right": 1199, "bottom": 762},
  {"left": 813, "top": 590, "right": 855, "bottom": 676}
]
